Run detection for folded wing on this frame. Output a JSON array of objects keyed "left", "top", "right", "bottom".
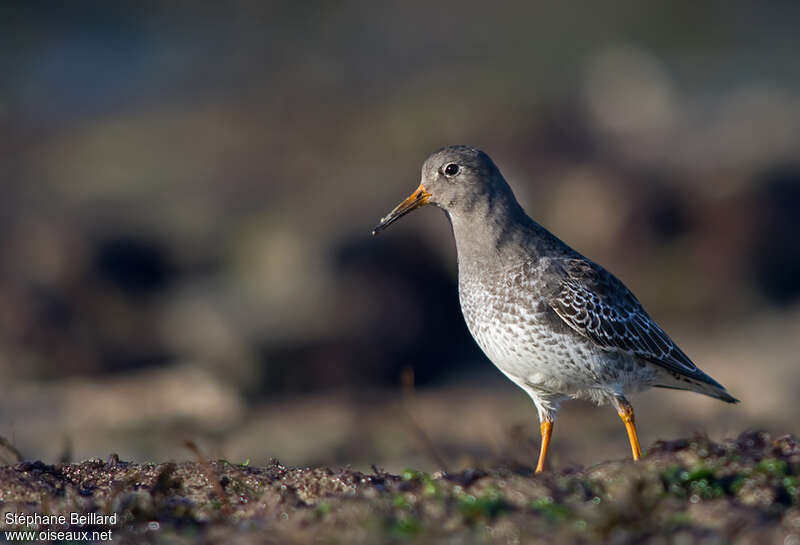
[{"left": 547, "top": 259, "right": 724, "bottom": 389}]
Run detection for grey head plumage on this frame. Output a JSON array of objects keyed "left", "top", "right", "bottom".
[
  {"left": 373, "top": 146, "right": 559, "bottom": 263},
  {"left": 374, "top": 146, "right": 521, "bottom": 232}
]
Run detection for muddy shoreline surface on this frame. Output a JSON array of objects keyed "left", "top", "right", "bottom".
[{"left": 0, "top": 431, "right": 798, "bottom": 544}]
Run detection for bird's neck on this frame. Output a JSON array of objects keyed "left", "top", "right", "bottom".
[{"left": 447, "top": 191, "right": 553, "bottom": 277}]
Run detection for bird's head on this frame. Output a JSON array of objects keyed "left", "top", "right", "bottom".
[{"left": 372, "top": 145, "right": 505, "bottom": 235}]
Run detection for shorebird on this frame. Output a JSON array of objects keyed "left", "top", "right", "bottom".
[{"left": 372, "top": 145, "right": 737, "bottom": 472}]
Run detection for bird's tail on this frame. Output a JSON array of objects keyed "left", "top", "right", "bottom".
[{"left": 653, "top": 376, "right": 739, "bottom": 403}]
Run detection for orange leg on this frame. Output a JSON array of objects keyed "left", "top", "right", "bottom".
[
  {"left": 616, "top": 398, "right": 642, "bottom": 461},
  {"left": 535, "top": 420, "right": 553, "bottom": 473}
]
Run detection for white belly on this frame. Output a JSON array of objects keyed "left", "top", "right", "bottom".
[
  {"left": 459, "top": 272, "right": 657, "bottom": 403},
  {"left": 468, "top": 307, "right": 603, "bottom": 391}
]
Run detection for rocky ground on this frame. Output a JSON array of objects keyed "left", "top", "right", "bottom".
[{"left": 0, "top": 431, "right": 798, "bottom": 544}]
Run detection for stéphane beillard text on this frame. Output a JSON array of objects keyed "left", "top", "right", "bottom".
[{"left": 5, "top": 512, "right": 117, "bottom": 527}]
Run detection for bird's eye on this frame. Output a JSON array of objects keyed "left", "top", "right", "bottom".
[{"left": 444, "top": 163, "right": 460, "bottom": 177}]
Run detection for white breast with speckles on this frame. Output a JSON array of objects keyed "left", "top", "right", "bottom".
[{"left": 458, "top": 260, "right": 658, "bottom": 405}]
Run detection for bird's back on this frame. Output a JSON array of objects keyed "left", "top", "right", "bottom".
[{"left": 456, "top": 218, "right": 737, "bottom": 404}]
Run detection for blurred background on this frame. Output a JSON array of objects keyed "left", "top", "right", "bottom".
[{"left": 1, "top": 1, "right": 799, "bottom": 471}]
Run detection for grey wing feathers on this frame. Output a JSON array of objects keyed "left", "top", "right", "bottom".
[{"left": 547, "top": 259, "right": 723, "bottom": 389}]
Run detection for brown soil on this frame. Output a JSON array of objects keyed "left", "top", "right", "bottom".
[{"left": 1, "top": 431, "right": 798, "bottom": 544}]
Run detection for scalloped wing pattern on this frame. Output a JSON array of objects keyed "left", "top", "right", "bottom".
[{"left": 548, "top": 259, "right": 720, "bottom": 386}]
